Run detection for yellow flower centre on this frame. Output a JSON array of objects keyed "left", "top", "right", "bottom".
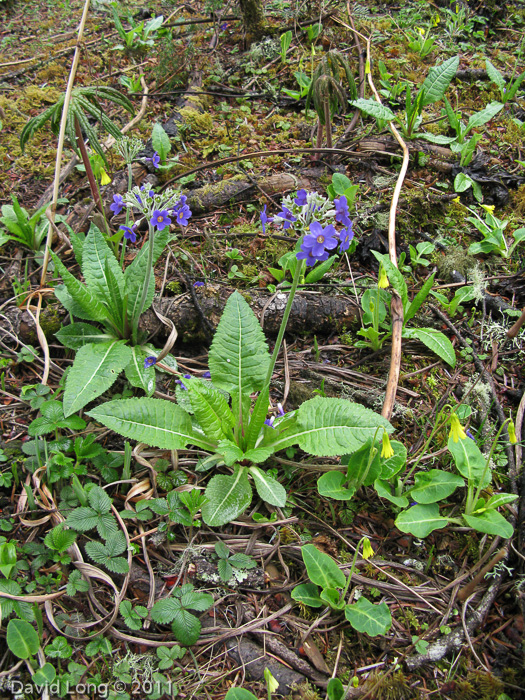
[
  {"left": 317, "top": 235, "right": 324, "bottom": 244},
  {"left": 158, "top": 216, "right": 164, "bottom": 222}
]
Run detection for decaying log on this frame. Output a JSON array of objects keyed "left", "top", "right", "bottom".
[
  {"left": 139, "top": 287, "right": 358, "bottom": 342},
  {"left": 186, "top": 172, "right": 319, "bottom": 216},
  {"left": 355, "top": 136, "right": 453, "bottom": 172}
]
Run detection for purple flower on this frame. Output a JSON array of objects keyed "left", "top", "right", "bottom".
[
  {"left": 302, "top": 221, "right": 338, "bottom": 258},
  {"left": 277, "top": 403, "right": 285, "bottom": 416},
  {"left": 277, "top": 206, "right": 297, "bottom": 229},
  {"left": 173, "top": 204, "right": 191, "bottom": 226},
  {"left": 338, "top": 220, "right": 354, "bottom": 253},
  {"left": 202, "top": 371, "right": 211, "bottom": 379},
  {"left": 297, "top": 248, "right": 328, "bottom": 267},
  {"left": 110, "top": 194, "right": 124, "bottom": 216},
  {"left": 334, "top": 196, "right": 349, "bottom": 223},
  {"left": 260, "top": 205, "right": 273, "bottom": 234},
  {"left": 194, "top": 281, "right": 205, "bottom": 288},
  {"left": 146, "top": 152, "right": 161, "bottom": 168},
  {"left": 466, "top": 429, "right": 476, "bottom": 441},
  {"left": 151, "top": 209, "right": 171, "bottom": 231},
  {"left": 220, "top": 22, "right": 228, "bottom": 30},
  {"left": 294, "top": 189, "right": 308, "bottom": 206},
  {"left": 264, "top": 417, "right": 276, "bottom": 428},
  {"left": 176, "top": 374, "right": 192, "bottom": 391},
  {"left": 144, "top": 356, "right": 157, "bottom": 369},
  {"left": 119, "top": 224, "right": 138, "bottom": 243}
]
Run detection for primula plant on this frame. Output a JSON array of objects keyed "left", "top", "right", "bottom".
[
  {"left": 52, "top": 186, "right": 191, "bottom": 416},
  {"left": 88, "top": 190, "right": 392, "bottom": 527},
  {"left": 352, "top": 55, "right": 459, "bottom": 141}
]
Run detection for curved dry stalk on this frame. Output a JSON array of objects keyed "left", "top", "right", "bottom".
[
  {"left": 24, "top": 294, "right": 50, "bottom": 385},
  {"left": 341, "top": 19, "right": 409, "bottom": 420},
  {"left": 40, "top": 0, "right": 91, "bottom": 286}
]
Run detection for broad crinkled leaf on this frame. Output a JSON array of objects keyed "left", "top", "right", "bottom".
[
  {"left": 208, "top": 291, "right": 270, "bottom": 395},
  {"left": 63, "top": 341, "right": 132, "bottom": 416},
  {"left": 485, "top": 59, "right": 505, "bottom": 91},
  {"left": 267, "top": 398, "right": 392, "bottom": 457},
  {"left": 350, "top": 98, "right": 395, "bottom": 121},
  {"left": 54, "top": 285, "right": 103, "bottom": 323},
  {"left": 125, "top": 346, "right": 156, "bottom": 396},
  {"left": 217, "top": 440, "right": 244, "bottom": 466},
  {"left": 82, "top": 225, "right": 124, "bottom": 301},
  {"left": 186, "top": 378, "right": 234, "bottom": 442},
  {"left": 249, "top": 466, "right": 286, "bottom": 506},
  {"left": 201, "top": 467, "right": 252, "bottom": 526},
  {"left": 245, "top": 387, "right": 270, "bottom": 450},
  {"left": 51, "top": 253, "right": 106, "bottom": 322},
  {"left": 87, "top": 398, "right": 216, "bottom": 451},
  {"left": 124, "top": 227, "right": 173, "bottom": 323},
  {"left": 55, "top": 323, "right": 116, "bottom": 350},
  {"left": 420, "top": 56, "right": 459, "bottom": 106}
]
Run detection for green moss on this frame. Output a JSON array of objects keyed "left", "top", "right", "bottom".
[
  {"left": 178, "top": 107, "right": 213, "bottom": 133},
  {"left": 40, "top": 305, "right": 63, "bottom": 338},
  {"left": 241, "top": 263, "right": 257, "bottom": 278},
  {"left": 166, "top": 281, "right": 182, "bottom": 294}
]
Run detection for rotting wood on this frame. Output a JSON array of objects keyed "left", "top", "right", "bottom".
[
  {"left": 138, "top": 288, "right": 359, "bottom": 341},
  {"left": 185, "top": 172, "right": 318, "bottom": 215},
  {"left": 2, "top": 288, "right": 357, "bottom": 345}
]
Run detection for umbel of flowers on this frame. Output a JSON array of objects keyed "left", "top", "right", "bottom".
[
  {"left": 110, "top": 186, "right": 191, "bottom": 243},
  {"left": 261, "top": 189, "right": 354, "bottom": 265}
]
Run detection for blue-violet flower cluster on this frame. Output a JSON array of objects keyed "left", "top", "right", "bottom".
[
  {"left": 108, "top": 185, "right": 192, "bottom": 244},
  {"left": 261, "top": 189, "right": 354, "bottom": 267}
]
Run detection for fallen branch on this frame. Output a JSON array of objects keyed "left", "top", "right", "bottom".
[{"left": 139, "top": 288, "right": 358, "bottom": 341}]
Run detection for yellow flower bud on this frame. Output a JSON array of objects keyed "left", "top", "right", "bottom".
[
  {"left": 100, "top": 169, "right": 111, "bottom": 186},
  {"left": 378, "top": 265, "right": 389, "bottom": 289},
  {"left": 508, "top": 419, "right": 517, "bottom": 444},
  {"left": 449, "top": 413, "right": 467, "bottom": 442},
  {"left": 381, "top": 432, "right": 394, "bottom": 459},
  {"left": 362, "top": 538, "right": 374, "bottom": 560},
  {"left": 481, "top": 204, "right": 495, "bottom": 214}
]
